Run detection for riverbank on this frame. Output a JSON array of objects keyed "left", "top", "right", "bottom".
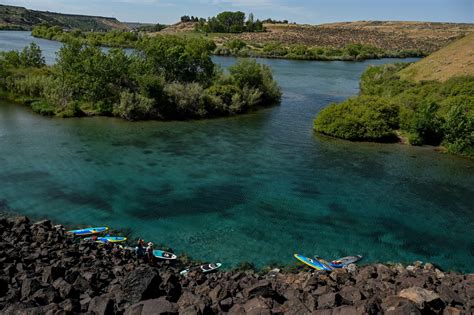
[
  {"left": 30, "top": 26, "right": 426, "bottom": 62},
  {"left": 1, "top": 215, "right": 472, "bottom": 314}
]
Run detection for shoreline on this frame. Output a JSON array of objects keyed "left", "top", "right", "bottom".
[{"left": 1, "top": 215, "right": 473, "bottom": 314}]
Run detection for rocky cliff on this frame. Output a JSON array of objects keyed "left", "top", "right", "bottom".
[{"left": 0, "top": 216, "right": 472, "bottom": 314}]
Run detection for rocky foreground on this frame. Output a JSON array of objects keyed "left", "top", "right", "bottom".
[{"left": 0, "top": 216, "right": 472, "bottom": 314}]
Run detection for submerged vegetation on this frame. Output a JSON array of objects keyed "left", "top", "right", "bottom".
[
  {"left": 314, "top": 63, "right": 474, "bottom": 156},
  {"left": 0, "top": 39, "right": 281, "bottom": 120}
]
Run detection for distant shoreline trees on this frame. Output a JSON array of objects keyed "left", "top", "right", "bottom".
[{"left": 195, "top": 11, "right": 264, "bottom": 33}]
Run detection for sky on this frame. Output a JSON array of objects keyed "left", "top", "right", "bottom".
[{"left": 2, "top": 0, "right": 473, "bottom": 24}]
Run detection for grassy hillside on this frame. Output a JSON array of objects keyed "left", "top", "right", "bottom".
[
  {"left": 0, "top": 4, "right": 128, "bottom": 31},
  {"left": 313, "top": 34, "right": 474, "bottom": 157},
  {"left": 399, "top": 32, "right": 474, "bottom": 82},
  {"left": 160, "top": 20, "right": 474, "bottom": 54}
]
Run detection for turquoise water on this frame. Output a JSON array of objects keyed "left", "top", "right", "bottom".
[{"left": 1, "top": 32, "right": 473, "bottom": 272}]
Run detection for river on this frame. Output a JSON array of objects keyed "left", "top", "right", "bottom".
[{"left": 1, "top": 31, "right": 473, "bottom": 271}]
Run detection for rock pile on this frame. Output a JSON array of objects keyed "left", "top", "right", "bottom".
[{"left": 0, "top": 216, "right": 472, "bottom": 314}]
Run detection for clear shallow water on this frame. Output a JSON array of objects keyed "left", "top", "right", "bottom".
[{"left": 1, "top": 32, "right": 473, "bottom": 272}]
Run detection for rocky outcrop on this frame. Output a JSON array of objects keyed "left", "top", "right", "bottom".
[{"left": 0, "top": 216, "right": 472, "bottom": 314}]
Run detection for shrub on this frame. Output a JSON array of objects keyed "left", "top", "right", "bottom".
[
  {"left": 114, "top": 91, "right": 157, "bottom": 121},
  {"left": 314, "top": 96, "right": 400, "bottom": 141}
]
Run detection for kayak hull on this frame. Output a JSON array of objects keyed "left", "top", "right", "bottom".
[
  {"left": 67, "top": 227, "right": 109, "bottom": 236},
  {"left": 294, "top": 254, "right": 328, "bottom": 271},
  {"left": 84, "top": 236, "right": 127, "bottom": 243}
]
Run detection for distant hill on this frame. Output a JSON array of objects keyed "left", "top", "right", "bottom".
[
  {"left": 0, "top": 4, "right": 129, "bottom": 31},
  {"left": 399, "top": 32, "right": 474, "bottom": 82}
]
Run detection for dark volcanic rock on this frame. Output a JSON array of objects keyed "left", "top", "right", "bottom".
[
  {"left": 121, "top": 267, "right": 162, "bottom": 305},
  {"left": 125, "top": 297, "right": 178, "bottom": 315},
  {"left": 1, "top": 215, "right": 473, "bottom": 315},
  {"left": 382, "top": 296, "right": 421, "bottom": 315},
  {"left": 88, "top": 295, "right": 115, "bottom": 315}
]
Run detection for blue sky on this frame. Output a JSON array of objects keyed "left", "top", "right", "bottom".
[{"left": 3, "top": 0, "right": 473, "bottom": 24}]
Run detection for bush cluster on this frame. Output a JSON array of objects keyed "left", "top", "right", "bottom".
[
  {"left": 0, "top": 40, "right": 281, "bottom": 121},
  {"left": 314, "top": 63, "right": 474, "bottom": 156},
  {"left": 32, "top": 26, "right": 141, "bottom": 48}
]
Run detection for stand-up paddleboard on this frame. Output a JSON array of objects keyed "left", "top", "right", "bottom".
[
  {"left": 67, "top": 227, "right": 109, "bottom": 236},
  {"left": 180, "top": 263, "right": 222, "bottom": 276},
  {"left": 84, "top": 236, "right": 127, "bottom": 243},
  {"left": 294, "top": 254, "right": 327, "bottom": 271},
  {"left": 330, "top": 255, "right": 363, "bottom": 268},
  {"left": 314, "top": 257, "right": 334, "bottom": 271},
  {"left": 153, "top": 250, "right": 177, "bottom": 260}
]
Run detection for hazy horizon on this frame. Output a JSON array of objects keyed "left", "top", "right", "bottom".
[{"left": 1, "top": 0, "right": 473, "bottom": 25}]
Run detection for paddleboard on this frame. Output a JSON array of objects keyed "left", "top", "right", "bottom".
[
  {"left": 201, "top": 263, "right": 222, "bottom": 273},
  {"left": 294, "top": 254, "right": 327, "bottom": 271},
  {"left": 67, "top": 227, "right": 109, "bottom": 236},
  {"left": 84, "top": 236, "right": 127, "bottom": 243},
  {"left": 180, "top": 263, "right": 222, "bottom": 276},
  {"left": 153, "top": 250, "right": 177, "bottom": 260},
  {"left": 330, "top": 255, "right": 363, "bottom": 268}
]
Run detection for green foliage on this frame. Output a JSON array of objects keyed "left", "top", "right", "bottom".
[
  {"left": 137, "top": 24, "right": 167, "bottom": 32},
  {"left": 32, "top": 26, "right": 141, "bottom": 48},
  {"left": 229, "top": 59, "right": 282, "bottom": 105},
  {"left": 442, "top": 96, "right": 474, "bottom": 156},
  {"left": 314, "top": 64, "right": 474, "bottom": 156},
  {"left": 314, "top": 96, "right": 400, "bottom": 141},
  {"left": 1, "top": 40, "right": 281, "bottom": 122},
  {"left": 139, "top": 36, "right": 216, "bottom": 85},
  {"left": 0, "top": 43, "right": 45, "bottom": 68},
  {"left": 196, "top": 11, "right": 264, "bottom": 33},
  {"left": 225, "top": 39, "right": 247, "bottom": 51}
]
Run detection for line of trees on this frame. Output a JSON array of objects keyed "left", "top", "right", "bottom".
[
  {"left": 180, "top": 16, "right": 200, "bottom": 23},
  {"left": 195, "top": 12, "right": 264, "bottom": 33},
  {"left": 0, "top": 39, "right": 281, "bottom": 121}
]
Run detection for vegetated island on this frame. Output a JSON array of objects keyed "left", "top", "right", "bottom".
[
  {"left": 1, "top": 215, "right": 473, "bottom": 314},
  {"left": 313, "top": 33, "right": 474, "bottom": 157},
  {"left": 0, "top": 37, "right": 281, "bottom": 121}
]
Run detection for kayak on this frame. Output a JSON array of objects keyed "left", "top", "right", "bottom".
[
  {"left": 294, "top": 254, "right": 329, "bottom": 271},
  {"left": 153, "top": 250, "right": 177, "bottom": 260},
  {"left": 84, "top": 236, "right": 128, "bottom": 243},
  {"left": 180, "top": 263, "right": 222, "bottom": 276},
  {"left": 330, "top": 255, "right": 363, "bottom": 268},
  {"left": 314, "top": 257, "right": 334, "bottom": 271},
  {"left": 67, "top": 227, "right": 109, "bottom": 236}
]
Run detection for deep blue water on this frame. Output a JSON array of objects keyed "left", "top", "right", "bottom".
[{"left": 1, "top": 31, "right": 473, "bottom": 271}]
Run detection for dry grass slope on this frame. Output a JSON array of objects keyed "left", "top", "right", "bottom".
[
  {"left": 399, "top": 32, "right": 474, "bottom": 82},
  {"left": 159, "top": 21, "right": 474, "bottom": 54}
]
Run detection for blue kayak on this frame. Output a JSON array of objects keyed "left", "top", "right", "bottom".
[
  {"left": 153, "top": 250, "right": 177, "bottom": 260},
  {"left": 84, "top": 236, "right": 128, "bottom": 243},
  {"left": 294, "top": 254, "right": 331, "bottom": 271},
  {"left": 67, "top": 227, "right": 109, "bottom": 236},
  {"left": 314, "top": 257, "right": 334, "bottom": 271}
]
